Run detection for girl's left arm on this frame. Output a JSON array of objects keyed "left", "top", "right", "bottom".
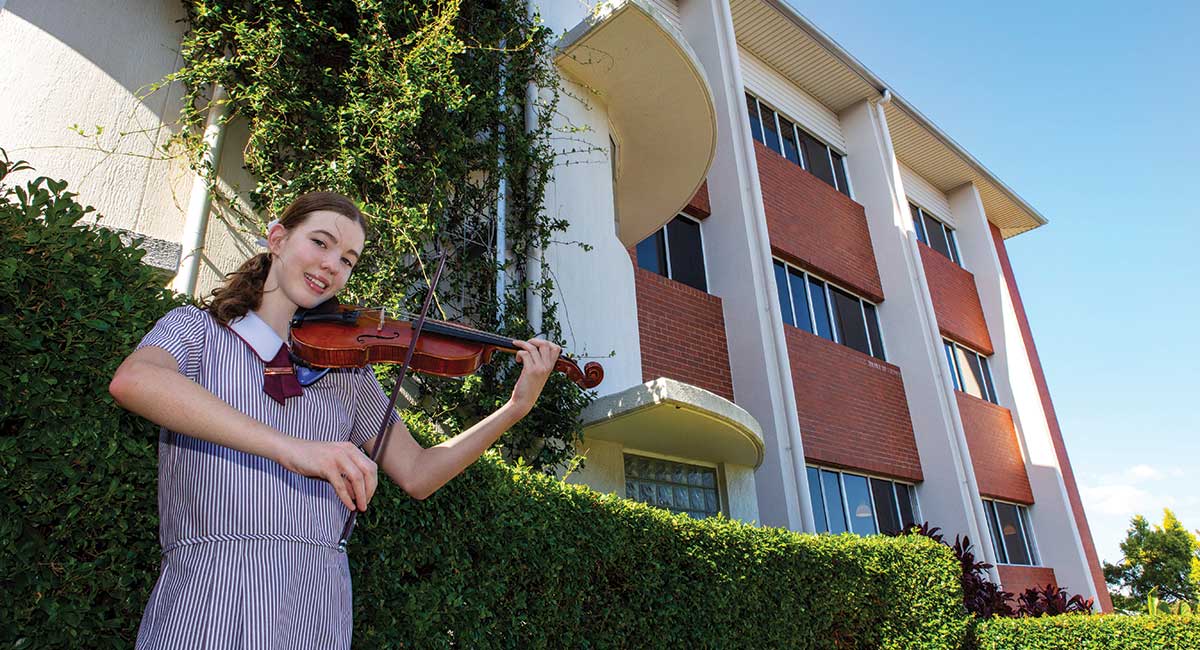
[{"left": 366, "top": 338, "right": 561, "bottom": 500}]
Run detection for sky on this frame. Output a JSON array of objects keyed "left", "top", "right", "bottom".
[{"left": 783, "top": 0, "right": 1200, "bottom": 565}]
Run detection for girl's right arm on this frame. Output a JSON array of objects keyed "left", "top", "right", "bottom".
[{"left": 109, "top": 346, "right": 377, "bottom": 511}]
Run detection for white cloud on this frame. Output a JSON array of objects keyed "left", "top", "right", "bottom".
[
  {"left": 1080, "top": 475, "right": 1200, "bottom": 565},
  {"left": 1124, "top": 464, "right": 1163, "bottom": 481}
]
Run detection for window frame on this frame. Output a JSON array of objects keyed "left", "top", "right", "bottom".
[
  {"left": 982, "top": 498, "right": 1040, "bottom": 566},
  {"left": 909, "top": 201, "right": 963, "bottom": 266},
  {"left": 636, "top": 213, "right": 709, "bottom": 293},
  {"left": 943, "top": 339, "right": 998, "bottom": 404},
  {"left": 807, "top": 464, "right": 921, "bottom": 537},
  {"left": 745, "top": 92, "right": 852, "bottom": 198},
  {"left": 775, "top": 258, "right": 885, "bottom": 360}
]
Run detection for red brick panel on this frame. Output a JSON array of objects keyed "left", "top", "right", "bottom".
[
  {"left": 754, "top": 141, "right": 884, "bottom": 303},
  {"left": 683, "top": 180, "right": 710, "bottom": 219},
  {"left": 997, "top": 565, "right": 1058, "bottom": 601},
  {"left": 920, "top": 243, "right": 993, "bottom": 355},
  {"left": 784, "top": 326, "right": 922, "bottom": 482},
  {"left": 634, "top": 267, "right": 734, "bottom": 401},
  {"left": 957, "top": 393, "right": 1034, "bottom": 504},
  {"left": 991, "top": 223, "right": 1112, "bottom": 611}
]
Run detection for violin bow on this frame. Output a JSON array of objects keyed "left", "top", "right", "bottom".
[{"left": 337, "top": 249, "right": 449, "bottom": 552}]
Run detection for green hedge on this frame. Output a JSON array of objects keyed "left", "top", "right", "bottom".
[
  {"left": 969, "top": 614, "right": 1200, "bottom": 649},
  {"left": 353, "top": 420, "right": 970, "bottom": 649},
  {"left": 0, "top": 153, "right": 180, "bottom": 648}
]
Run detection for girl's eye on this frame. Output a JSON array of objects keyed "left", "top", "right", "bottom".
[
  {"left": 342, "top": 258, "right": 354, "bottom": 269},
  {"left": 311, "top": 238, "right": 327, "bottom": 248}
]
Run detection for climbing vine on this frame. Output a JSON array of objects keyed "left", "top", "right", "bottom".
[{"left": 168, "top": 0, "right": 590, "bottom": 471}]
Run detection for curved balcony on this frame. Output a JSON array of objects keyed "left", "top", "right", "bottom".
[
  {"left": 581, "top": 377, "right": 765, "bottom": 468},
  {"left": 556, "top": 0, "right": 717, "bottom": 246}
]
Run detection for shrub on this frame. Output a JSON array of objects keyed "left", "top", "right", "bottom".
[
  {"left": 0, "top": 150, "right": 181, "bottom": 648},
  {"left": 969, "top": 613, "right": 1200, "bottom": 649}
]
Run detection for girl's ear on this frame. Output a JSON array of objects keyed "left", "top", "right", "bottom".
[{"left": 266, "top": 221, "right": 288, "bottom": 254}]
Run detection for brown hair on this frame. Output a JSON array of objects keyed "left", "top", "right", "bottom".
[{"left": 204, "top": 191, "right": 368, "bottom": 325}]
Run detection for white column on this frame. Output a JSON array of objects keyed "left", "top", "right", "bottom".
[
  {"left": 948, "top": 182, "right": 1098, "bottom": 604},
  {"left": 840, "top": 98, "right": 999, "bottom": 576},
  {"left": 678, "top": 0, "right": 812, "bottom": 531}
]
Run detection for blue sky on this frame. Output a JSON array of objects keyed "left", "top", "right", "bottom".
[{"left": 784, "top": 0, "right": 1200, "bottom": 564}]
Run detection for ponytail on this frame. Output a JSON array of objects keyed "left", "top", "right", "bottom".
[{"left": 204, "top": 252, "right": 272, "bottom": 325}]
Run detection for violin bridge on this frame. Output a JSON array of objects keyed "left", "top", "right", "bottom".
[{"left": 378, "top": 307, "right": 385, "bottom": 332}]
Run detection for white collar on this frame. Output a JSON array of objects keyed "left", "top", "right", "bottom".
[{"left": 228, "top": 310, "right": 285, "bottom": 361}]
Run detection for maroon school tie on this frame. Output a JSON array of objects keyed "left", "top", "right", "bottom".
[{"left": 263, "top": 343, "right": 303, "bottom": 404}]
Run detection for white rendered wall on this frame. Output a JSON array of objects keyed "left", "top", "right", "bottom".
[
  {"left": 947, "top": 183, "right": 1098, "bottom": 604},
  {"left": 839, "top": 99, "right": 999, "bottom": 573},
  {"left": 739, "top": 48, "right": 845, "bottom": 152},
  {"left": 0, "top": 0, "right": 190, "bottom": 242},
  {"left": 0, "top": 0, "right": 264, "bottom": 297},
  {"left": 679, "top": 0, "right": 812, "bottom": 531}
]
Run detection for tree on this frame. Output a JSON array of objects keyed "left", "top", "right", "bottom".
[{"left": 1103, "top": 509, "right": 1200, "bottom": 612}]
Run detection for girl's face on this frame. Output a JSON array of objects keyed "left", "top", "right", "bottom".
[{"left": 266, "top": 210, "right": 366, "bottom": 310}]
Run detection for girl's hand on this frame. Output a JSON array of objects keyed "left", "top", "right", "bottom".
[
  {"left": 278, "top": 438, "right": 379, "bottom": 511},
  {"left": 510, "top": 338, "right": 562, "bottom": 414}
]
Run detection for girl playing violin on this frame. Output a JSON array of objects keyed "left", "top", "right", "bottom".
[{"left": 108, "top": 191, "right": 561, "bottom": 649}]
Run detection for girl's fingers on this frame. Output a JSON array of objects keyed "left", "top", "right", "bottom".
[{"left": 330, "top": 472, "right": 356, "bottom": 511}]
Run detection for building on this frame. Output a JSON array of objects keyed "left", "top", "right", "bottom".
[{"left": 0, "top": 0, "right": 1110, "bottom": 610}]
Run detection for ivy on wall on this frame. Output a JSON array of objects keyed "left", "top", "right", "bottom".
[{"left": 167, "top": 0, "right": 591, "bottom": 470}]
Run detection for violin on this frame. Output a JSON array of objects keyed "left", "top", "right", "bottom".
[{"left": 289, "top": 302, "right": 604, "bottom": 389}]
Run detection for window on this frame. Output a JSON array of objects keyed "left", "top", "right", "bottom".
[
  {"left": 909, "top": 202, "right": 961, "bottom": 265},
  {"left": 635, "top": 214, "right": 708, "bottom": 292},
  {"left": 983, "top": 499, "right": 1039, "bottom": 566},
  {"left": 745, "top": 92, "right": 851, "bottom": 197},
  {"left": 625, "top": 454, "right": 721, "bottom": 519},
  {"left": 944, "top": 340, "right": 998, "bottom": 404},
  {"left": 807, "top": 466, "right": 920, "bottom": 536},
  {"left": 774, "top": 259, "right": 885, "bottom": 360}
]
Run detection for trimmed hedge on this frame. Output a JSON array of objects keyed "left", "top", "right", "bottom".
[
  {"left": 0, "top": 153, "right": 179, "bottom": 648},
  {"left": 353, "top": 419, "right": 971, "bottom": 649},
  {"left": 969, "top": 614, "right": 1200, "bottom": 649}
]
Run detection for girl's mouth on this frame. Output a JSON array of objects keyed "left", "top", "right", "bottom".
[{"left": 304, "top": 273, "right": 329, "bottom": 294}]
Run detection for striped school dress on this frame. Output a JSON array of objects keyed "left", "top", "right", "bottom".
[{"left": 134, "top": 306, "right": 397, "bottom": 649}]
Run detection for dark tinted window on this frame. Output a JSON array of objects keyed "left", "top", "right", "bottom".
[
  {"left": 799, "top": 130, "right": 836, "bottom": 187},
  {"left": 821, "top": 470, "right": 847, "bottom": 533},
  {"left": 871, "top": 478, "right": 901, "bottom": 535},
  {"left": 995, "top": 502, "right": 1032, "bottom": 565},
  {"left": 946, "top": 229, "right": 961, "bottom": 264},
  {"left": 788, "top": 268, "right": 812, "bottom": 334},
  {"left": 831, "top": 286, "right": 870, "bottom": 356},
  {"left": 896, "top": 483, "right": 917, "bottom": 531},
  {"left": 832, "top": 152, "right": 850, "bottom": 197},
  {"left": 981, "top": 357, "right": 998, "bottom": 404},
  {"left": 864, "top": 303, "right": 884, "bottom": 361},
  {"left": 779, "top": 117, "right": 801, "bottom": 166},
  {"left": 774, "top": 261, "right": 794, "bottom": 327},
  {"left": 957, "top": 345, "right": 986, "bottom": 400},
  {"left": 745, "top": 93, "right": 763, "bottom": 144},
  {"left": 666, "top": 216, "right": 707, "bottom": 292},
  {"left": 910, "top": 203, "right": 927, "bottom": 244},
  {"left": 807, "top": 467, "right": 827, "bottom": 532},
  {"left": 986, "top": 501, "right": 1008, "bottom": 563},
  {"left": 760, "top": 105, "right": 781, "bottom": 154},
  {"left": 924, "top": 213, "right": 953, "bottom": 259},
  {"left": 808, "top": 277, "right": 833, "bottom": 340},
  {"left": 843, "top": 474, "right": 876, "bottom": 535},
  {"left": 636, "top": 230, "right": 666, "bottom": 276},
  {"left": 944, "top": 342, "right": 962, "bottom": 391}
]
